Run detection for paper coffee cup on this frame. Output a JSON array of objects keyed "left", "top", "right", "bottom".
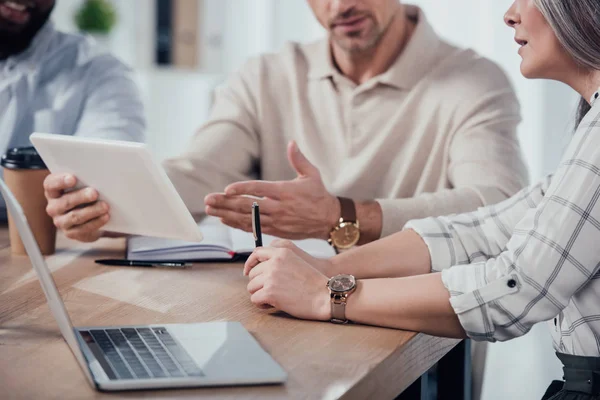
[{"left": 1, "top": 147, "right": 56, "bottom": 256}]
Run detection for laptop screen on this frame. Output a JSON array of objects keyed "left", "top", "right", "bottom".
[{"left": 0, "top": 178, "right": 95, "bottom": 387}]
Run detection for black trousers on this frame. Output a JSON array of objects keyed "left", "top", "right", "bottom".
[{"left": 542, "top": 353, "right": 600, "bottom": 400}]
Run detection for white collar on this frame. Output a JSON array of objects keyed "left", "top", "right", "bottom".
[{"left": 590, "top": 87, "right": 600, "bottom": 106}]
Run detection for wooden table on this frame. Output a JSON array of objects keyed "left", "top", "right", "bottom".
[{"left": 0, "top": 225, "right": 461, "bottom": 399}]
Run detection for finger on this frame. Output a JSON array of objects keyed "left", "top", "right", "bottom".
[
  {"left": 248, "top": 258, "right": 272, "bottom": 280},
  {"left": 270, "top": 239, "right": 315, "bottom": 260},
  {"left": 250, "top": 288, "right": 273, "bottom": 309},
  {"left": 43, "top": 174, "right": 77, "bottom": 199},
  {"left": 287, "top": 140, "right": 319, "bottom": 178},
  {"left": 224, "top": 181, "right": 284, "bottom": 200},
  {"left": 204, "top": 194, "right": 279, "bottom": 215},
  {"left": 53, "top": 201, "right": 109, "bottom": 231},
  {"left": 267, "top": 238, "right": 316, "bottom": 261},
  {"left": 246, "top": 249, "right": 279, "bottom": 279},
  {"left": 270, "top": 239, "right": 299, "bottom": 250},
  {"left": 64, "top": 214, "right": 110, "bottom": 243},
  {"left": 244, "top": 251, "right": 262, "bottom": 276},
  {"left": 247, "top": 273, "right": 268, "bottom": 295},
  {"left": 244, "top": 245, "right": 299, "bottom": 277},
  {"left": 205, "top": 208, "right": 275, "bottom": 232},
  {"left": 46, "top": 187, "right": 99, "bottom": 217}
]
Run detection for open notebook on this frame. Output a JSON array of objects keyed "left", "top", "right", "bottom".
[{"left": 127, "top": 216, "right": 336, "bottom": 261}]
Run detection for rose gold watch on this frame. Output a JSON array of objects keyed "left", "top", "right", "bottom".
[
  {"left": 328, "top": 197, "right": 360, "bottom": 251},
  {"left": 327, "top": 274, "right": 357, "bottom": 324}
]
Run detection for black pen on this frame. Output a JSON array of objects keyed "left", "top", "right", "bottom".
[
  {"left": 95, "top": 259, "right": 191, "bottom": 269},
  {"left": 252, "top": 202, "right": 263, "bottom": 247}
]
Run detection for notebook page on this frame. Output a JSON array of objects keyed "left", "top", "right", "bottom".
[
  {"left": 127, "top": 216, "right": 234, "bottom": 257},
  {"left": 230, "top": 228, "right": 336, "bottom": 259}
]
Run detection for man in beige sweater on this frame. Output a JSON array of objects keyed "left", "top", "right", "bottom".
[{"left": 44, "top": 1, "right": 528, "bottom": 248}]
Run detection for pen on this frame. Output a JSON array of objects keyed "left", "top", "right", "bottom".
[
  {"left": 252, "top": 202, "right": 263, "bottom": 247},
  {"left": 94, "top": 259, "right": 191, "bottom": 269}
]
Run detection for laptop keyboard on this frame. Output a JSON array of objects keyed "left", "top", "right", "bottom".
[{"left": 83, "top": 327, "right": 204, "bottom": 380}]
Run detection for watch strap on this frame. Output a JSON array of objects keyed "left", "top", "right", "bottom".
[
  {"left": 338, "top": 197, "right": 356, "bottom": 223},
  {"left": 330, "top": 294, "right": 348, "bottom": 324}
]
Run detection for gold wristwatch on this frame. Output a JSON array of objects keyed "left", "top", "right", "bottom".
[
  {"left": 327, "top": 274, "right": 357, "bottom": 324},
  {"left": 328, "top": 197, "right": 360, "bottom": 251}
]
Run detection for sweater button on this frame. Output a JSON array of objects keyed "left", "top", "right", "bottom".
[{"left": 507, "top": 279, "right": 517, "bottom": 288}]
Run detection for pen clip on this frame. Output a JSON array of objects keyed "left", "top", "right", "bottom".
[
  {"left": 251, "top": 202, "right": 258, "bottom": 241},
  {"left": 161, "top": 263, "right": 192, "bottom": 268}
]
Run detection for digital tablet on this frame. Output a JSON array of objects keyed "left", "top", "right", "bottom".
[{"left": 30, "top": 133, "right": 203, "bottom": 242}]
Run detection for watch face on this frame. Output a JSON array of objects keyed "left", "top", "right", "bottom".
[
  {"left": 332, "top": 222, "right": 360, "bottom": 249},
  {"left": 328, "top": 274, "right": 356, "bottom": 293}
]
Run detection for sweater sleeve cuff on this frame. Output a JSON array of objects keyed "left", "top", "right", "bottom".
[{"left": 376, "top": 198, "right": 428, "bottom": 238}]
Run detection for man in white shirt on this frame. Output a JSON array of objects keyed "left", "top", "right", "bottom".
[
  {"left": 43, "top": 1, "right": 528, "bottom": 249},
  {"left": 0, "top": 0, "right": 145, "bottom": 219}
]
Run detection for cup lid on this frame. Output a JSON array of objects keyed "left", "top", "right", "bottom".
[{"left": 1, "top": 147, "right": 47, "bottom": 170}]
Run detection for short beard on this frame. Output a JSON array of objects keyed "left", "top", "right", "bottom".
[
  {"left": 332, "top": 29, "right": 384, "bottom": 55},
  {"left": 331, "top": 12, "right": 397, "bottom": 56},
  {"left": 0, "top": 3, "right": 55, "bottom": 60}
]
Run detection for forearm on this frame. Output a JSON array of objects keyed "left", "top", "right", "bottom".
[
  {"left": 164, "top": 157, "right": 251, "bottom": 217},
  {"left": 345, "top": 273, "right": 466, "bottom": 339},
  {"left": 355, "top": 200, "right": 383, "bottom": 245},
  {"left": 329, "top": 185, "right": 523, "bottom": 280},
  {"left": 162, "top": 126, "right": 258, "bottom": 217},
  {"left": 350, "top": 187, "right": 490, "bottom": 245},
  {"left": 329, "top": 229, "right": 431, "bottom": 279},
  {"left": 377, "top": 187, "right": 487, "bottom": 238}
]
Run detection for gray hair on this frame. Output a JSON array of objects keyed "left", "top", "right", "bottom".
[{"left": 534, "top": 0, "right": 600, "bottom": 127}]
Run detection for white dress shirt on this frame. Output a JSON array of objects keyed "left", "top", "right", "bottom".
[
  {"left": 0, "top": 22, "right": 145, "bottom": 219},
  {"left": 407, "top": 91, "right": 600, "bottom": 356}
]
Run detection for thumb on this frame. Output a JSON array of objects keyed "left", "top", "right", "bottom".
[{"left": 287, "top": 141, "right": 319, "bottom": 178}]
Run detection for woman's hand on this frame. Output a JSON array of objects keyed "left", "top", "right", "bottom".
[
  {"left": 244, "top": 246, "right": 331, "bottom": 321},
  {"left": 244, "top": 239, "right": 333, "bottom": 277}
]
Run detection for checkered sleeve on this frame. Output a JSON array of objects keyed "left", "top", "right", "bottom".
[
  {"left": 405, "top": 176, "right": 550, "bottom": 272},
  {"left": 440, "top": 119, "right": 600, "bottom": 342}
]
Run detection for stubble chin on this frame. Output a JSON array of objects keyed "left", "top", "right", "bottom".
[{"left": 332, "top": 31, "right": 381, "bottom": 54}]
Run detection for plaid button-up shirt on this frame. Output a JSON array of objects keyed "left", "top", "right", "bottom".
[{"left": 406, "top": 94, "right": 600, "bottom": 355}]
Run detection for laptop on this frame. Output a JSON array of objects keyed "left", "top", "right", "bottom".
[{"left": 0, "top": 179, "right": 287, "bottom": 391}]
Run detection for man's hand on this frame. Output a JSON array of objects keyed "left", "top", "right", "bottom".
[
  {"left": 244, "top": 246, "right": 331, "bottom": 321},
  {"left": 204, "top": 141, "right": 340, "bottom": 240},
  {"left": 44, "top": 173, "right": 110, "bottom": 242},
  {"left": 244, "top": 239, "right": 333, "bottom": 276}
]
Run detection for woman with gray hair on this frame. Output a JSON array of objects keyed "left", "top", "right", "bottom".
[{"left": 242, "top": 0, "right": 600, "bottom": 398}]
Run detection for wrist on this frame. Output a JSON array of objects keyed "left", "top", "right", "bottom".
[
  {"left": 328, "top": 197, "right": 361, "bottom": 250},
  {"left": 324, "top": 274, "right": 357, "bottom": 323},
  {"left": 324, "top": 195, "right": 341, "bottom": 239},
  {"left": 343, "top": 280, "right": 361, "bottom": 323},
  {"left": 325, "top": 256, "right": 340, "bottom": 277},
  {"left": 355, "top": 201, "right": 382, "bottom": 245},
  {"left": 318, "top": 279, "right": 332, "bottom": 321}
]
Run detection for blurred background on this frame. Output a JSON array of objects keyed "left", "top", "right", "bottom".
[{"left": 52, "top": 0, "right": 576, "bottom": 398}]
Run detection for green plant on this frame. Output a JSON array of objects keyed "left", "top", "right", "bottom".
[{"left": 75, "top": 0, "right": 117, "bottom": 34}]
